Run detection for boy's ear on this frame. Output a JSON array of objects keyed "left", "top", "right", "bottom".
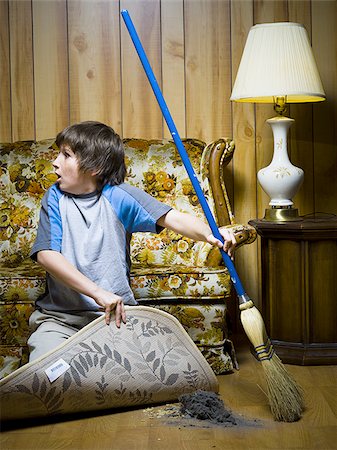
[{"left": 91, "top": 169, "right": 100, "bottom": 177}]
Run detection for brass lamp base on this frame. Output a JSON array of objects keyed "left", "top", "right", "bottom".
[{"left": 263, "top": 207, "right": 301, "bottom": 222}]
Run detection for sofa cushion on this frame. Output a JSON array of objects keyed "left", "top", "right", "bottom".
[
  {"left": 0, "top": 347, "right": 24, "bottom": 380},
  {"left": 131, "top": 264, "right": 230, "bottom": 301},
  {"left": 0, "top": 260, "right": 44, "bottom": 350}
]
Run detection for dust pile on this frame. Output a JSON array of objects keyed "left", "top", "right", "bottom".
[
  {"left": 143, "top": 390, "right": 261, "bottom": 428},
  {"left": 179, "top": 390, "right": 237, "bottom": 425}
]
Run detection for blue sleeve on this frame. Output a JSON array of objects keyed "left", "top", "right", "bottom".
[
  {"left": 102, "top": 183, "right": 172, "bottom": 233},
  {"left": 30, "top": 185, "right": 63, "bottom": 260}
]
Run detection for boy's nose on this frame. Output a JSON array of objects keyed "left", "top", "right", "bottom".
[{"left": 53, "top": 154, "right": 60, "bottom": 168}]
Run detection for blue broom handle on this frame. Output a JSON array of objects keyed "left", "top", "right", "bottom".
[{"left": 121, "top": 9, "right": 246, "bottom": 297}]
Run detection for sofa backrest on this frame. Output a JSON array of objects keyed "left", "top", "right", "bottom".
[
  {"left": 0, "top": 140, "right": 58, "bottom": 267},
  {"left": 123, "top": 138, "right": 218, "bottom": 268},
  {"left": 0, "top": 138, "right": 235, "bottom": 268}
]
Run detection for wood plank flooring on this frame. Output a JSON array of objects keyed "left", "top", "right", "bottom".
[{"left": 1, "top": 335, "right": 336, "bottom": 450}]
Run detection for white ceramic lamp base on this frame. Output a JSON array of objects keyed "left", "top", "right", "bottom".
[{"left": 258, "top": 116, "right": 304, "bottom": 220}]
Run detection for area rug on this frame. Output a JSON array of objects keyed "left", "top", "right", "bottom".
[{"left": 0, "top": 306, "right": 218, "bottom": 421}]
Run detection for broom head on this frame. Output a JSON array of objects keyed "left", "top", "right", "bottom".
[{"left": 240, "top": 301, "right": 304, "bottom": 422}]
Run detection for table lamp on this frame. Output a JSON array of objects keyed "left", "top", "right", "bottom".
[{"left": 230, "top": 22, "right": 326, "bottom": 221}]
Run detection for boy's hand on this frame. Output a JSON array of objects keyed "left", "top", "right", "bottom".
[
  {"left": 36, "top": 251, "right": 127, "bottom": 327},
  {"left": 94, "top": 288, "right": 127, "bottom": 327},
  {"left": 207, "top": 227, "right": 237, "bottom": 258}
]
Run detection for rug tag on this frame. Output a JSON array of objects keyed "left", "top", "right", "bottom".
[{"left": 45, "top": 358, "right": 70, "bottom": 383}]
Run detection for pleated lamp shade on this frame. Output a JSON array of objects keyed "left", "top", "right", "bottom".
[{"left": 230, "top": 22, "right": 326, "bottom": 104}]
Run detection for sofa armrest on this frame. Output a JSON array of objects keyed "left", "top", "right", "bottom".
[
  {"left": 225, "top": 223, "right": 257, "bottom": 248},
  {"left": 202, "top": 138, "right": 235, "bottom": 226},
  {"left": 196, "top": 223, "right": 256, "bottom": 267}
]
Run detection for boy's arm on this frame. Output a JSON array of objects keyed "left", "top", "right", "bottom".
[
  {"left": 36, "top": 250, "right": 126, "bottom": 326},
  {"left": 157, "top": 209, "right": 237, "bottom": 257}
]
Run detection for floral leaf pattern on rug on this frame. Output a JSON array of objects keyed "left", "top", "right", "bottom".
[
  {"left": 0, "top": 307, "right": 218, "bottom": 420},
  {"left": 13, "top": 374, "right": 64, "bottom": 415}
]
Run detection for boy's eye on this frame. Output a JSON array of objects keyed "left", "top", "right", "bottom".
[
  {"left": 59, "top": 145, "right": 73, "bottom": 159},
  {"left": 62, "top": 150, "right": 71, "bottom": 158}
]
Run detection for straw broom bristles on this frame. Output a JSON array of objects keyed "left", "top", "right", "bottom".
[{"left": 239, "top": 300, "right": 305, "bottom": 422}]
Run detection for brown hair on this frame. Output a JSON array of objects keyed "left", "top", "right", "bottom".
[{"left": 56, "top": 121, "right": 126, "bottom": 188}]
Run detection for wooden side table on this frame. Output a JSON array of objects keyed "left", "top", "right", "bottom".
[{"left": 249, "top": 214, "right": 337, "bottom": 365}]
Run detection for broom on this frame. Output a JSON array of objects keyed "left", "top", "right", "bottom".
[{"left": 121, "top": 9, "right": 304, "bottom": 422}]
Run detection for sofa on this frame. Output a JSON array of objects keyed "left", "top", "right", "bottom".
[{"left": 0, "top": 137, "right": 256, "bottom": 378}]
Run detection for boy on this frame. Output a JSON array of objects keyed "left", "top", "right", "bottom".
[{"left": 28, "top": 121, "right": 236, "bottom": 361}]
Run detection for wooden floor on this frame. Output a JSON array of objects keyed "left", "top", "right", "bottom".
[{"left": 1, "top": 335, "right": 336, "bottom": 450}]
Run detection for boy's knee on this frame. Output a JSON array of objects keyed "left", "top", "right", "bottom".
[{"left": 27, "top": 321, "right": 76, "bottom": 362}]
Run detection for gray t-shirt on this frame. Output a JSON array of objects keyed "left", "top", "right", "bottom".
[{"left": 30, "top": 182, "right": 171, "bottom": 312}]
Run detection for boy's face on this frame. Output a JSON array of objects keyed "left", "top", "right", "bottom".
[{"left": 53, "top": 145, "right": 97, "bottom": 195}]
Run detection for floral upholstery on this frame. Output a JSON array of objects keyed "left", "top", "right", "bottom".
[{"left": 0, "top": 138, "right": 256, "bottom": 377}]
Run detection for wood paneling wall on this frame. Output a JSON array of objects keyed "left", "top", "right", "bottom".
[{"left": 1, "top": 0, "right": 336, "bottom": 307}]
